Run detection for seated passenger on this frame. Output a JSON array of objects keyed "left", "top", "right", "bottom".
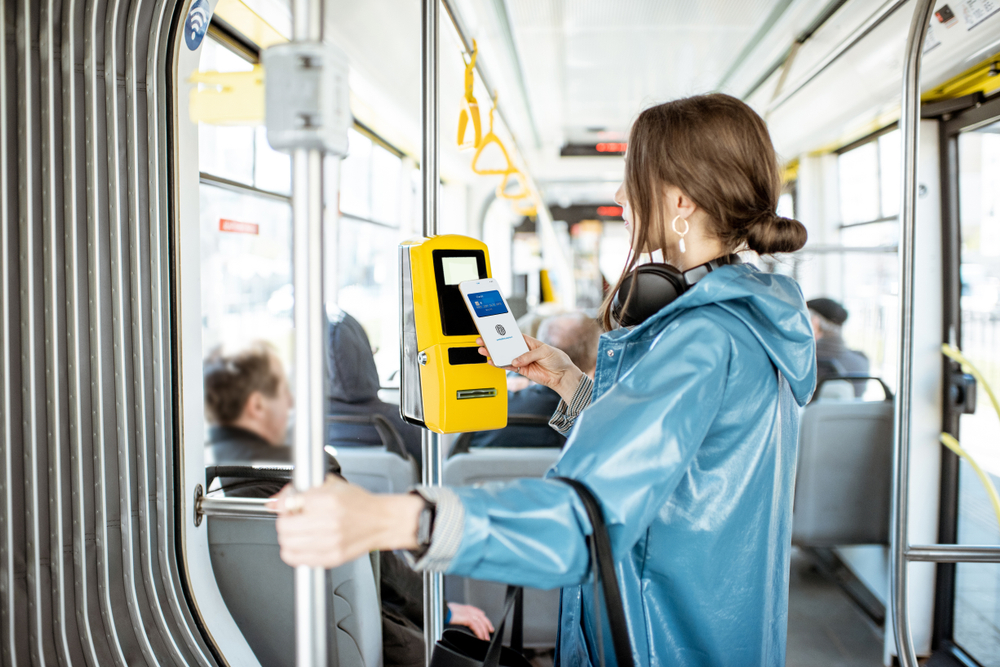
[
  {"left": 807, "top": 298, "right": 870, "bottom": 397},
  {"left": 325, "top": 309, "right": 423, "bottom": 462},
  {"left": 203, "top": 342, "right": 492, "bottom": 661},
  {"left": 468, "top": 311, "right": 601, "bottom": 448},
  {"left": 203, "top": 342, "right": 339, "bottom": 495}
]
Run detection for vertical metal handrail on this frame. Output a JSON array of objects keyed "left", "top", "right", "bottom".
[
  {"left": 421, "top": 0, "right": 445, "bottom": 664},
  {"left": 291, "top": 0, "right": 328, "bottom": 664},
  {"left": 891, "top": 1, "right": 937, "bottom": 665}
]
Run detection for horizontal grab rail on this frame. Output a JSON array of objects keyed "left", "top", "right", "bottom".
[
  {"left": 905, "top": 545, "right": 1000, "bottom": 563},
  {"left": 196, "top": 495, "right": 277, "bottom": 521}
]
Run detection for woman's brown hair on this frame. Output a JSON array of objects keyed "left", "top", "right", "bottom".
[{"left": 598, "top": 93, "right": 807, "bottom": 329}]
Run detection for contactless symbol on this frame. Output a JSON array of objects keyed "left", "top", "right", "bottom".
[
  {"left": 185, "top": 0, "right": 211, "bottom": 51},
  {"left": 495, "top": 324, "right": 506, "bottom": 336}
]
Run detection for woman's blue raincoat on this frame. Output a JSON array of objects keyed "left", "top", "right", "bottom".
[{"left": 436, "top": 264, "right": 816, "bottom": 666}]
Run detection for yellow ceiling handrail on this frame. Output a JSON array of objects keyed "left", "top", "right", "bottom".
[
  {"left": 457, "top": 40, "right": 482, "bottom": 150},
  {"left": 470, "top": 96, "right": 517, "bottom": 176}
]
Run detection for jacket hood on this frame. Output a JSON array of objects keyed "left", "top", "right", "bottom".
[
  {"left": 629, "top": 263, "right": 816, "bottom": 406},
  {"left": 326, "top": 309, "right": 380, "bottom": 404}
]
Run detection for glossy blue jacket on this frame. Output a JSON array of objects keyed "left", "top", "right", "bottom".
[{"left": 443, "top": 264, "right": 816, "bottom": 666}]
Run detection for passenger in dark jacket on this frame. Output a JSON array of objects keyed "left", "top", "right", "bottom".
[
  {"left": 202, "top": 342, "right": 493, "bottom": 663},
  {"left": 808, "top": 297, "right": 870, "bottom": 397},
  {"left": 203, "top": 342, "right": 339, "bottom": 495},
  {"left": 325, "top": 309, "right": 423, "bottom": 462},
  {"left": 468, "top": 312, "right": 601, "bottom": 448}
]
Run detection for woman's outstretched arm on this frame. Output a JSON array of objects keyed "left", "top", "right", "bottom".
[{"left": 275, "top": 317, "right": 733, "bottom": 588}]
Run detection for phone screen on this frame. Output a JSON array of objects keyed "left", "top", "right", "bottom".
[{"left": 467, "top": 290, "right": 509, "bottom": 318}]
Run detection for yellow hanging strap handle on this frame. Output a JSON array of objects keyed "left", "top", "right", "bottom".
[
  {"left": 457, "top": 40, "right": 482, "bottom": 150},
  {"left": 939, "top": 343, "right": 1000, "bottom": 532},
  {"left": 471, "top": 95, "right": 516, "bottom": 176},
  {"left": 497, "top": 168, "right": 530, "bottom": 200},
  {"left": 511, "top": 197, "right": 537, "bottom": 218},
  {"left": 940, "top": 433, "right": 1000, "bottom": 528}
]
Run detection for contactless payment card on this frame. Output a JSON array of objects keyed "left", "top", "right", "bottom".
[{"left": 459, "top": 279, "right": 529, "bottom": 367}]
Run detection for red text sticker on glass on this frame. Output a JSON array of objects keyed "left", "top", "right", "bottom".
[{"left": 219, "top": 219, "right": 259, "bottom": 235}]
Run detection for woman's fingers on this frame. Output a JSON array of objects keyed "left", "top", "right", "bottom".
[
  {"left": 275, "top": 482, "right": 422, "bottom": 569},
  {"left": 266, "top": 482, "right": 295, "bottom": 510},
  {"left": 275, "top": 477, "right": 377, "bottom": 568},
  {"left": 510, "top": 343, "right": 552, "bottom": 369}
]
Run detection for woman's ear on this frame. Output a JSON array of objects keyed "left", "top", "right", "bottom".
[{"left": 664, "top": 186, "right": 697, "bottom": 220}]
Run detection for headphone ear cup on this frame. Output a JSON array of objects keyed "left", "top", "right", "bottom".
[{"left": 612, "top": 264, "right": 686, "bottom": 327}]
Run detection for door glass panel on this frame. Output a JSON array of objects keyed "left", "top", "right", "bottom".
[{"left": 953, "top": 120, "right": 1000, "bottom": 665}]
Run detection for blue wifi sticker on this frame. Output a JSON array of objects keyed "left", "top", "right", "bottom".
[{"left": 185, "top": 0, "right": 211, "bottom": 51}]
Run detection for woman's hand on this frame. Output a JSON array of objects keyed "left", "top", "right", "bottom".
[
  {"left": 271, "top": 476, "right": 423, "bottom": 569},
  {"left": 478, "top": 335, "right": 584, "bottom": 403},
  {"left": 447, "top": 603, "right": 494, "bottom": 640}
]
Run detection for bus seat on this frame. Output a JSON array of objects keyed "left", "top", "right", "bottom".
[
  {"left": 793, "top": 378, "right": 894, "bottom": 546},
  {"left": 208, "top": 515, "right": 383, "bottom": 667},
  {"left": 443, "top": 448, "right": 563, "bottom": 649},
  {"left": 331, "top": 446, "right": 418, "bottom": 493},
  {"left": 815, "top": 378, "right": 857, "bottom": 401},
  {"left": 326, "top": 414, "right": 419, "bottom": 493}
]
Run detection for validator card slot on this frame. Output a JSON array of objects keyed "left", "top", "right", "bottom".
[{"left": 456, "top": 388, "right": 498, "bottom": 400}]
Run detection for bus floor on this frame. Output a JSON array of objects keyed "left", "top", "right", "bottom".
[{"left": 786, "top": 547, "right": 884, "bottom": 666}]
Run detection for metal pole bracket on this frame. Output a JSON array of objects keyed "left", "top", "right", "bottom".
[{"left": 263, "top": 41, "right": 351, "bottom": 155}]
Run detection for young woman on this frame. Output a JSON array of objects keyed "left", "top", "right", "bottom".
[{"left": 273, "top": 93, "right": 816, "bottom": 666}]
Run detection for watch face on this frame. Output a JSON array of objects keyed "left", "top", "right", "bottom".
[{"left": 417, "top": 505, "right": 434, "bottom": 546}]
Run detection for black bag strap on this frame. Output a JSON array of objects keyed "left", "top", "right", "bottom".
[
  {"left": 482, "top": 585, "right": 521, "bottom": 667},
  {"left": 554, "top": 477, "right": 635, "bottom": 667},
  {"left": 511, "top": 587, "right": 523, "bottom": 655}
]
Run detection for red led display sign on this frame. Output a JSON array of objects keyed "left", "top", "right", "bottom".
[{"left": 559, "top": 143, "right": 627, "bottom": 157}]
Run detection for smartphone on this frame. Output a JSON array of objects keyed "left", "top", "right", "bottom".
[{"left": 458, "top": 278, "right": 530, "bottom": 367}]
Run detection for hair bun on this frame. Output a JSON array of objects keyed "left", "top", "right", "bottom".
[{"left": 745, "top": 212, "right": 807, "bottom": 255}]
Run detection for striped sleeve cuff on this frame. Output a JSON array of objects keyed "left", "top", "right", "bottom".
[
  {"left": 404, "top": 485, "right": 465, "bottom": 572},
  {"left": 548, "top": 375, "right": 594, "bottom": 435}
]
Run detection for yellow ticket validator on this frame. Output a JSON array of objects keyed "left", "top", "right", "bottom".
[{"left": 399, "top": 235, "right": 508, "bottom": 433}]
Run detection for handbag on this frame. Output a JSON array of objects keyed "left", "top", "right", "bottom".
[
  {"left": 428, "top": 586, "right": 531, "bottom": 667},
  {"left": 428, "top": 478, "right": 634, "bottom": 667}
]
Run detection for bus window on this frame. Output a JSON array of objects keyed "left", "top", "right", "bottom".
[
  {"left": 334, "top": 128, "right": 416, "bottom": 385},
  {"left": 833, "top": 131, "right": 904, "bottom": 393}
]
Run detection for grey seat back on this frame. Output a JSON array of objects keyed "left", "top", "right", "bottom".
[
  {"left": 333, "top": 446, "right": 418, "bottom": 493},
  {"left": 209, "top": 515, "right": 383, "bottom": 667},
  {"left": 793, "top": 393, "right": 894, "bottom": 546},
  {"left": 444, "top": 448, "right": 563, "bottom": 649}
]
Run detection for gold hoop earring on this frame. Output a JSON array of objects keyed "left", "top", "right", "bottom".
[{"left": 671, "top": 216, "right": 690, "bottom": 253}]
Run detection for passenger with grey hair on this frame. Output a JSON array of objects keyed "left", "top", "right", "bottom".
[
  {"left": 807, "top": 298, "right": 869, "bottom": 397},
  {"left": 469, "top": 312, "right": 602, "bottom": 449}
]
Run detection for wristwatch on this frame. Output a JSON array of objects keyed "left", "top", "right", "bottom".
[{"left": 412, "top": 491, "right": 437, "bottom": 555}]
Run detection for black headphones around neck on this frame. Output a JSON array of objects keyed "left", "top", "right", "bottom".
[{"left": 611, "top": 254, "right": 742, "bottom": 327}]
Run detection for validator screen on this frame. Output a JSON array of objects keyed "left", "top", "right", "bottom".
[{"left": 468, "top": 290, "right": 508, "bottom": 318}]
